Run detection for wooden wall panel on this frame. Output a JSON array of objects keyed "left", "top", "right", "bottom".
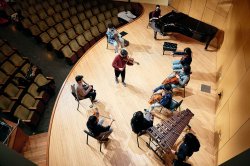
[
  {"left": 177, "top": 0, "right": 192, "bottom": 14},
  {"left": 217, "top": 119, "right": 250, "bottom": 165},
  {"left": 211, "top": 12, "right": 227, "bottom": 30},
  {"left": 215, "top": 102, "right": 229, "bottom": 150},
  {"left": 201, "top": 7, "right": 215, "bottom": 24},
  {"left": 244, "top": 38, "right": 250, "bottom": 70},
  {"left": 229, "top": 70, "right": 250, "bottom": 137},
  {"left": 169, "top": 0, "right": 180, "bottom": 9},
  {"left": 216, "top": 0, "right": 232, "bottom": 18},
  {"left": 206, "top": 0, "right": 219, "bottom": 10},
  {"left": 189, "top": 0, "right": 206, "bottom": 20},
  {"left": 217, "top": 48, "right": 246, "bottom": 114}
]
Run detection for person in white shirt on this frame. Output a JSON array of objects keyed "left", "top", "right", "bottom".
[{"left": 118, "top": 10, "right": 136, "bottom": 23}]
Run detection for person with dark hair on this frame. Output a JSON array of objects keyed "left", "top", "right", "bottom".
[
  {"left": 106, "top": 23, "right": 124, "bottom": 53},
  {"left": 131, "top": 111, "right": 154, "bottom": 134},
  {"left": 151, "top": 4, "right": 161, "bottom": 20},
  {"left": 146, "top": 84, "right": 173, "bottom": 113},
  {"left": 171, "top": 133, "right": 200, "bottom": 166},
  {"left": 164, "top": 65, "right": 191, "bottom": 88},
  {"left": 112, "top": 48, "right": 129, "bottom": 86},
  {"left": 75, "top": 75, "right": 97, "bottom": 103},
  {"left": 172, "top": 48, "right": 192, "bottom": 71},
  {"left": 87, "top": 110, "right": 113, "bottom": 141}
]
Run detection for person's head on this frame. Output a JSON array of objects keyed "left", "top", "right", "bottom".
[
  {"left": 184, "top": 47, "right": 192, "bottom": 57},
  {"left": 120, "top": 48, "right": 128, "bottom": 58},
  {"left": 155, "top": 5, "right": 160, "bottom": 11},
  {"left": 75, "top": 75, "right": 83, "bottom": 83},
  {"left": 107, "top": 23, "right": 114, "bottom": 29},
  {"left": 164, "top": 83, "right": 172, "bottom": 92},
  {"left": 134, "top": 111, "right": 144, "bottom": 122},
  {"left": 183, "top": 65, "right": 191, "bottom": 75},
  {"left": 88, "top": 115, "right": 98, "bottom": 126}
]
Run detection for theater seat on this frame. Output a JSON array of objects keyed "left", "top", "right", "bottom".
[
  {"left": 77, "top": 12, "right": 86, "bottom": 22},
  {"left": 30, "top": 14, "right": 40, "bottom": 24},
  {"left": 111, "top": 8, "right": 119, "bottom": 17},
  {"left": 34, "top": 74, "right": 54, "bottom": 87},
  {"left": 111, "top": 17, "right": 120, "bottom": 27},
  {"left": 104, "top": 11, "right": 112, "bottom": 20},
  {"left": 9, "top": 53, "right": 28, "bottom": 67},
  {"left": 62, "top": 1, "right": 70, "bottom": 9},
  {"left": 51, "top": 38, "right": 63, "bottom": 51},
  {"left": 4, "top": 83, "right": 24, "bottom": 100},
  {"left": 1, "top": 44, "right": 15, "bottom": 56},
  {"left": 30, "top": 25, "right": 42, "bottom": 36},
  {"left": 40, "top": 32, "right": 52, "bottom": 44},
  {"left": 85, "top": 9, "right": 93, "bottom": 19},
  {"left": 82, "top": 19, "right": 91, "bottom": 30},
  {"left": 83, "top": 30, "right": 95, "bottom": 43},
  {"left": 97, "top": 13, "right": 105, "bottom": 23},
  {"left": 63, "top": 19, "right": 73, "bottom": 30},
  {"left": 1, "top": 61, "right": 18, "bottom": 76},
  {"left": 76, "top": 5, "right": 84, "bottom": 13},
  {"left": 38, "top": 10, "right": 48, "bottom": 20},
  {"left": 69, "top": 7, "right": 77, "bottom": 16},
  {"left": 61, "top": 10, "right": 70, "bottom": 19},
  {"left": 99, "top": 5, "right": 107, "bottom": 13},
  {"left": 76, "top": 35, "right": 89, "bottom": 51},
  {"left": 55, "top": 23, "right": 66, "bottom": 34},
  {"left": 90, "top": 26, "right": 101, "bottom": 38},
  {"left": 28, "top": 83, "right": 50, "bottom": 103},
  {"left": 0, "top": 95, "right": 16, "bottom": 113},
  {"left": 54, "top": 4, "right": 63, "bottom": 13},
  {"left": 21, "top": 18, "right": 33, "bottom": 29},
  {"left": 92, "top": 7, "right": 100, "bottom": 16},
  {"left": 89, "top": 16, "right": 98, "bottom": 26},
  {"left": 74, "top": 24, "right": 84, "bottom": 35},
  {"left": 69, "top": 39, "right": 83, "bottom": 58},
  {"left": 21, "top": 93, "right": 45, "bottom": 114},
  {"left": 47, "top": 27, "right": 59, "bottom": 39},
  {"left": 0, "top": 70, "right": 9, "bottom": 86},
  {"left": 47, "top": 7, "right": 55, "bottom": 16},
  {"left": 45, "top": 17, "right": 56, "bottom": 27},
  {"left": 97, "top": 22, "right": 107, "bottom": 34},
  {"left": 59, "top": 33, "right": 70, "bottom": 45},
  {"left": 70, "top": 16, "right": 80, "bottom": 26},
  {"left": 66, "top": 28, "right": 77, "bottom": 40},
  {"left": 14, "top": 105, "right": 40, "bottom": 128},
  {"left": 37, "top": 20, "right": 49, "bottom": 32},
  {"left": 53, "top": 13, "right": 63, "bottom": 23},
  {"left": 62, "top": 45, "right": 78, "bottom": 64}
]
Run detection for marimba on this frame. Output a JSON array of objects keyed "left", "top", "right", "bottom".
[{"left": 146, "top": 108, "right": 194, "bottom": 162}]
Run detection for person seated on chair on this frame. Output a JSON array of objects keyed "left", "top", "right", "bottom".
[
  {"left": 146, "top": 84, "right": 173, "bottom": 113},
  {"left": 75, "top": 75, "right": 97, "bottom": 103},
  {"left": 150, "top": 4, "right": 161, "bottom": 21},
  {"left": 86, "top": 109, "right": 113, "bottom": 141},
  {"left": 172, "top": 48, "right": 192, "bottom": 71},
  {"left": 106, "top": 23, "right": 125, "bottom": 53},
  {"left": 162, "top": 65, "right": 191, "bottom": 89},
  {"left": 118, "top": 9, "right": 136, "bottom": 23},
  {"left": 131, "top": 111, "right": 154, "bottom": 134},
  {"left": 171, "top": 133, "right": 200, "bottom": 166}
]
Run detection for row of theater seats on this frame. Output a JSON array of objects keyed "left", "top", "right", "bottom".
[
  {"left": 0, "top": 39, "right": 55, "bottom": 129},
  {"left": 4, "top": 0, "right": 138, "bottom": 64}
]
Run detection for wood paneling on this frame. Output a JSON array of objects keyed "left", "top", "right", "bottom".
[
  {"left": 189, "top": 0, "right": 206, "bottom": 20},
  {"left": 177, "top": 0, "right": 192, "bottom": 14},
  {"left": 206, "top": 0, "right": 219, "bottom": 10},
  {"left": 202, "top": 7, "right": 215, "bottom": 24},
  {"left": 211, "top": 12, "right": 227, "bottom": 30},
  {"left": 217, "top": 48, "right": 246, "bottom": 114},
  {"left": 244, "top": 38, "right": 250, "bottom": 70},
  {"left": 217, "top": 119, "right": 250, "bottom": 165},
  {"left": 216, "top": 0, "right": 232, "bottom": 18},
  {"left": 229, "top": 70, "right": 250, "bottom": 137},
  {"left": 215, "top": 102, "right": 229, "bottom": 150}
]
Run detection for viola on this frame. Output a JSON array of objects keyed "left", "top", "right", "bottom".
[
  {"left": 162, "top": 76, "right": 179, "bottom": 85},
  {"left": 124, "top": 56, "right": 140, "bottom": 66},
  {"left": 148, "top": 93, "right": 162, "bottom": 104}
]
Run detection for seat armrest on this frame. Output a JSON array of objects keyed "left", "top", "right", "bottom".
[
  {"left": 29, "top": 107, "right": 37, "bottom": 110},
  {"left": 2, "top": 109, "right": 11, "bottom": 113},
  {"left": 35, "top": 96, "right": 43, "bottom": 99},
  {"left": 46, "top": 76, "right": 54, "bottom": 80},
  {"left": 22, "top": 119, "right": 31, "bottom": 122},
  {"left": 10, "top": 96, "right": 18, "bottom": 100}
]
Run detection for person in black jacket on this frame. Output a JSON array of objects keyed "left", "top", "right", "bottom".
[
  {"left": 172, "top": 48, "right": 192, "bottom": 71},
  {"left": 131, "top": 111, "right": 154, "bottom": 134},
  {"left": 87, "top": 114, "right": 113, "bottom": 141},
  {"left": 171, "top": 133, "right": 200, "bottom": 166}
]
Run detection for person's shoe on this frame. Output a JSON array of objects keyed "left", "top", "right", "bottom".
[
  {"left": 115, "top": 77, "right": 119, "bottom": 84},
  {"left": 122, "top": 82, "right": 126, "bottom": 87}
]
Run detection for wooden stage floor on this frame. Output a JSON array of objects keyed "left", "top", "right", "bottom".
[{"left": 48, "top": 4, "right": 217, "bottom": 166}]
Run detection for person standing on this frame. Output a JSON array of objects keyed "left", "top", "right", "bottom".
[{"left": 112, "top": 48, "right": 128, "bottom": 87}]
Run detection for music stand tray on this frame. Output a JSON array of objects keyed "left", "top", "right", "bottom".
[{"left": 120, "top": 31, "right": 128, "bottom": 37}]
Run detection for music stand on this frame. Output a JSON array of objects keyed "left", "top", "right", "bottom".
[{"left": 120, "top": 31, "right": 128, "bottom": 37}]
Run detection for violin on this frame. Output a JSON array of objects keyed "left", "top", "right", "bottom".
[
  {"left": 162, "top": 76, "right": 179, "bottom": 85},
  {"left": 148, "top": 93, "right": 162, "bottom": 104},
  {"left": 124, "top": 56, "right": 140, "bottom": 66}
]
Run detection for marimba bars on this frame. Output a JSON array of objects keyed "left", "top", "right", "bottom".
[{"left": 146, "top": 108, "right": 194, "bottom": 162}]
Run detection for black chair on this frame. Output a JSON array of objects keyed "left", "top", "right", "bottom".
[
  {"left": 136, "top": 130, "right": 147, "bottom": 148},
  {"left": 147, "top": 11, "right": 154, "bottom": 28},
  {"left": 84, "top": 130, "right": 107, "bottom": 152},
  {"left": 160, "top": 99, "right": 183, "bottom": 113}
]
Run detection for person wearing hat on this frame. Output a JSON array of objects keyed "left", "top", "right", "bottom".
[
  {"left": 146, "top": 83, "right": 173, "bottom": 113},
  {"left": 75, "top": 75, "right": 97, "bottom": 103},
  {"left": 172, "top": 48, "right": 192, "bottom": 71},
  {"left": 86, "top": 113, "right": 113, "bottom": 141},
  {"left": 112, "top": 48, "right": 129, "bottom": 86},
  {"left": 106, "top": 23, "right": 125, "bottom": 53}
]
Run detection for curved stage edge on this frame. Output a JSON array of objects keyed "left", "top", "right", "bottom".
[{"left": 47, "top": 4, "right": 217, "bottom": 166}]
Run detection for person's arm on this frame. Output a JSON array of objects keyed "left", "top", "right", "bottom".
[
  {"left": 178, "top": 75, "right": 189, "bottom": 87},
  {"left": 112, "top": 56, "right": 120, "bottom": 70},
  {"left": 153, "top": 85, "right": 165, "bottom": 93},
  {"left": 77, "top": 86, "right": 91, "bottom": 97}
]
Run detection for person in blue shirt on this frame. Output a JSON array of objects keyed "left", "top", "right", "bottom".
[
  {"left": 172, "top": 47, "right": 192, "bottom": 71},
  {"left": 146, "top": 83, "right": 172, "bottom": 113},
  {"left": 106, "top": 23, "right": 124, "bottom": 53}
]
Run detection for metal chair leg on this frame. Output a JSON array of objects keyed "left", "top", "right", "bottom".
[
  {"left": 137, "top": 134, "right": 140, "bottom": 147},
  {"left": 86, "top": 134, "right": 88, "bottom": 145},
  {"left": 100, "top": 142, "right": 102, "bottom": 152},
  {"left": 184, "top": 87, "right": 185, "bottom": 97}
]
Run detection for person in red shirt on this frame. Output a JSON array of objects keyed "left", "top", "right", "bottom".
[{"left": 112, "top": 49, "right": 128, "bottom": 87}]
